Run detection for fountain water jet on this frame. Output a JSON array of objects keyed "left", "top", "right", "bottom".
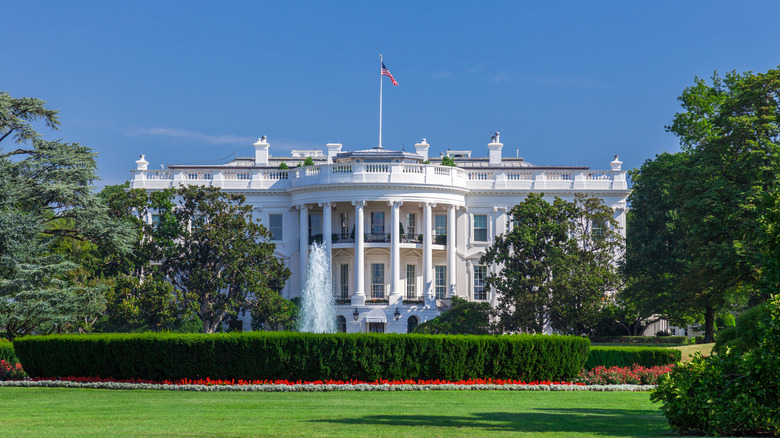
[{"left": 299, "top": 242, "right": 336, "bottom": 333}]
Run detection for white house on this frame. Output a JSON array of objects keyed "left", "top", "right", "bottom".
[{"left": 130, "top": 133, "right": 630, "bottom": 334}]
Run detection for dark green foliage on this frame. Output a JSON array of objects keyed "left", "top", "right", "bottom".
[
  {"left": 713, "top": 303, "right": 767, "bottom": 355},
  {"left": 414, "top": 297, "right": 491, "bottom": 335},
  {"left": 440, "top": 155, "right": 456, "bottom": 167},
  {"left": 584, "top": 346, "right": 681, "bottom": 369},
  {"left": 14, "top": 332, "right": 590, "bottom": 382},
  {"left": 481, "top": 193, "right": 623, "bottom": 335},
  {"left": 590, "top": 336, "right": 689, "bottom": 345},
  {"left": 0, "top": 339, "right": 17, "bottom": 364},
  {"left": 652, "top": 297, "right": 780, "bottom": 436}
]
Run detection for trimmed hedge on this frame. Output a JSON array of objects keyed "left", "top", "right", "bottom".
[
  {"left": 13, "top": 332, "right": 590, "bottom": 382},
  {"left": 590, "top": 336, "right": 689, "bottom": 345},
  {"left": 0, "top": 339, "right": 18, "bottom": 364},
  {"left": 584, "top": 346, "right": 681, "bottom": 369}
]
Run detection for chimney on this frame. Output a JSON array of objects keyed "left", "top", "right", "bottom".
[
  {"left": 326, "top": 143, "right": 343, "bottom": 163},
  {"left": 414, "top": 138, "right": 429, "bottom": 162},
  {"left": 135, "top": 154, "right": 149, "bottom": 170},
  {"left": 610, "top": 155, "right": 623, "bottom": 171},
  {"left": 488, "top": 131, "right": 503, "bottom": 166},
  {"left": 254, "top": 136, "right": 270, "bottom": 166}
]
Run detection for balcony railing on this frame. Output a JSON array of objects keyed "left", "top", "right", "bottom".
[{"left": 131, "top": 163, "right": 627, "bottom": 191}]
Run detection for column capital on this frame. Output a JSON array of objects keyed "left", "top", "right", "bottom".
[
  {"left": 253, "top": 206, "right": 263, "bottom": 212},
  {"left": 419, "top": 202, "right": 437, "bottom": 208},
  {"left": 388, "top": 200, "right": 403, "bottom": 207},
  {"left": 351, "top": 200, "right": 367, "bottom": 207},
  {"left": 493, "top": 206, "right": 508, "bottom": 213},
  {"left": 318, "top": 201, "right": 333, "bottom": 208},
  {"left": 294, "top": 203, "right": 309, "bottom": 210}
]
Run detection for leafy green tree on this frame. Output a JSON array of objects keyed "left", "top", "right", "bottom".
[
  {"left": 413, "top": 296, "right": 491, "bottom": 334},
  {"left": 250, "top": 292, "right": 299, "bottom": 331},
  {"left": 441, "top": 155, "right": 456, "bottom": 167},
  {"left": 0, "top": 93, "right": 135, "bottom": 340},
  {"left": 149, "top": 185, "right": 291, "bottom": 333},
  {"left": 481, "top": 193, "right": 622, "bottom": 334},
  {"left": 627, "top": 68, "right": 780, "bottom": 342}
]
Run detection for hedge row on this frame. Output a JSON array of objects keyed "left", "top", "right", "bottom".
[
  {"left": 13, "top": 332, "right": 590, "bottom": 382},
  {"left": 0, "top": 339, "right": 17, "bottom": 364},
  {"left": 584, "top": 346, "right": 681, "bottom": 369},
  {"left": 590, "top": 336, "right": 689, "bottom": 345}
]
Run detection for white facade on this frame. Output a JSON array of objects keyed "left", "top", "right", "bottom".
[{"left": 130, "top": 134, "right": 630, "bottom": 334}]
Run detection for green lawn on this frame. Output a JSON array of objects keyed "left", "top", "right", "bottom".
[{"left": 0, "top": 387, "right": 678, "bottom": 437}]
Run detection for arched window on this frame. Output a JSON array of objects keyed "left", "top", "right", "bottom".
[
  {"left": 336, "top": 315, "right": 347, "bottom": 333},
  {"left": 407, "top": 316, "right": 419, "bottom": 333}
]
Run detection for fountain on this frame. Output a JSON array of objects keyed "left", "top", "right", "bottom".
[{"left": 299, "top": 242, "right": 337, "bottom": 333}]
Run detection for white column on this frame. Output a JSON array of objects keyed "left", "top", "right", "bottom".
[
  {"left": 389, "top": 200, "right": 402, "bottom": 306},
  {"left": 447, "top": 204, "right": 456, "bottom": 298},
  {"left": 352, "top": 200, "right": 366, "bottom": 305},
  {"left": 423, "top": 202, "right": 434, "bottom": 307},
  {"left": 299, "top": 204, "right": 309, "bottom": 287},
  {"left": 321, "top": 202, "right": 333, "bottom": 296}
]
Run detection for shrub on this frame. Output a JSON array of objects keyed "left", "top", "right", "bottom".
[
  {"left": 590, "top": 335, "right": 688, "bottom": 345},
  {"left": 652, "top": 297, "right": 780, "bottom": 436},
  {"left": 414, "top": 297, "right": 492, "bottom": 335},
  {"left": 0, "top": 359, "right": 26, "bottom": 380},
  {"left": 584, "top": 346, "right": 681, "bottom": 369},
  {"left": 0, "top": 339, "right": 18, "bottom": 364},
  {"left": 13, "top": 332, "right": 589, "bottom": 383},
  {"left": 713, "top": 304, "right": 765, "bottom": 355}
]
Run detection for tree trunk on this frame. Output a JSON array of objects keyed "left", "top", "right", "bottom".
[{"left": 704, "top": 306, "right": 715, "bottom": 343}]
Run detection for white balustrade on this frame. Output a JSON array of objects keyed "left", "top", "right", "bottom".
[{"left": 130, "top": 164, "right": 623, "bottom": 192}]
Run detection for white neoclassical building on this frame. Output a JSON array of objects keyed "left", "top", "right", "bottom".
[{"left": 130, "top": 133, "right": 630, "bottom": 334}]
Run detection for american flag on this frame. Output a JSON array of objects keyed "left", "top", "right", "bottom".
[{"left": 381, "top": 62, "right": 398, "bottom": 86}]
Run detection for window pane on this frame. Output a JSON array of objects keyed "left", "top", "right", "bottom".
[
  {"left": 340, "top": 264, "right": 349, "bottom": 299},
  {"left": 406, "top": 264, "right": 416, "bottom": 300},
  {"left": 371, "top": 212, "right": 385, "bottom": 238},
  {"left": 435, "top": 265, "right": 446, "bottom": 299},
  {"left": 269, "top": 214, "right": 283, "bottom": 240},
  {"left": 406, "top": 213, "right": 416, "bottom": 237},
  {"left": 371, "top": 263, "right": 384, "bottom": 298},
  {"left": 474, "top": 214, "right": 488, "bottom": 242},
  {"left": 308, "top": 214, "right": 322, "bottom": 239},
  {"left": 336, "top": 316, "right": 347, "bottom": 333},
  {"left": 474, "top": 265, "right": 487, "bottom": 300}
]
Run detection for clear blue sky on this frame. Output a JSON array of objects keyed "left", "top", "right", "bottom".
[{"left": 3, "top": 1, "right": 779, "bottom": 186}]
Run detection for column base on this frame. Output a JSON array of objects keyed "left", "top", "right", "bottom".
[
  {"left": 351, "top": 294, "right": 366, "bottom": 306},
  {"left": 388, "top": 293, "right": 403, "bottom": 307},
  {"left": 424, "top": 294, "right": 436, "bottom": 309}
]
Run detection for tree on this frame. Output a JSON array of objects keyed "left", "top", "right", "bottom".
[
  {"left": 627, "top": 68, "right": 780, "bottom": 342},
  {"left": 149, "top": 185, "right": 291, "bottom": 333},
  {"left": 0, "top": 92, "right": 135, "bottom": 340},
  {"left": 621, "top": 152, "right": 696, "bottom": 332},
  {"left": 480, "top": 193, "right": 623, "bottom": 334},
  {"left": 441, "top": 155, "right": 456, "bottom": 167},
  {"left": 413, "top": 296, "right": 491, "bottom": 334}
]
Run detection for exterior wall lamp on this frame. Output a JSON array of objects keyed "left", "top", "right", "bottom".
[
  {"left": 394, "top": 307, "right": 401, "bottom": 320},
  {"left": 353, "top": 308, "right": 359, "bottom": 321}
]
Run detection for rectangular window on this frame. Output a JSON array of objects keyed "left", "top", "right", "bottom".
[
  {"left": 151, "top": 213, "right": 161, "bottom": 229},
  {"left": 309, "top": 214, "right": 322, "bottom": 243},
  {"left": 340, "top": 264, "right": 349, "bottom": 299},
  {"left": 434, "top": 214, "right": 447, "bottom": 244},
  {"left": 340, "top": 213, "right": 349, "bottom": 240},
  {"left": 406, "top": 264, "right": 416, "bottom": 300},
  {"left": 474, "top": 265, "right": 487, "bottom": 300},
  {"left": 369, "top": 211, "right": 385, "bottom": 241},
  {"left": 435, "top": 265, "right": 447, "bottom": 299},
  {"left": 474, "top": 214, "right": 488, "bottom": 242},
  {"left": 406, "top": 213, "right": 416, "bottom": 240},
  {"left": 269, "top": 214, "right": 283, "bottom": 241},
  {"left": 371, "top": 263, "right": 385, "bottom": 298},
  {"left": 368, "top": 322, "right": 385, "bottom": 333},
  {"left": 592, "top": 222, "right": 606, "bottom": 241}
]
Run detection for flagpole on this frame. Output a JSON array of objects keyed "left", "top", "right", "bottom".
[{"left": 379, "top": 54, "right": 383, "bottom": 148}]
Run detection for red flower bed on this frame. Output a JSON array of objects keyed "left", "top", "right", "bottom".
[
  {"left": 578, "top": 364, "right": 672, "bottom": 385},
  {"left": 34, "top": 376, "right": 587, "bottom": 387},
  {"left": 0, "top": 360, "right": 26, "bottom": 380}
]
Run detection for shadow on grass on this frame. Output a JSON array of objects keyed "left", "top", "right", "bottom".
[{"left": 311, "top": 407, "right": 670, "bottom": 436}]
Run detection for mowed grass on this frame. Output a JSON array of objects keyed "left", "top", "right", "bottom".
[
  {"left": 672, "top": 342, "right": 715, "bottom": 362},
  {"left": 0, "top": 387, "right": 672, "bottom": 437}
]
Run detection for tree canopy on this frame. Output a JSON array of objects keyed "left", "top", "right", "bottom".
[
  {"left": 0, "top": 92, "right": 135, "bottom": 340},
  {"left": 480, "top": 193, "right": 623, "bottom": 335},
  {"left": 624, "top": 67, "right": 780, "bottom": 342}
]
